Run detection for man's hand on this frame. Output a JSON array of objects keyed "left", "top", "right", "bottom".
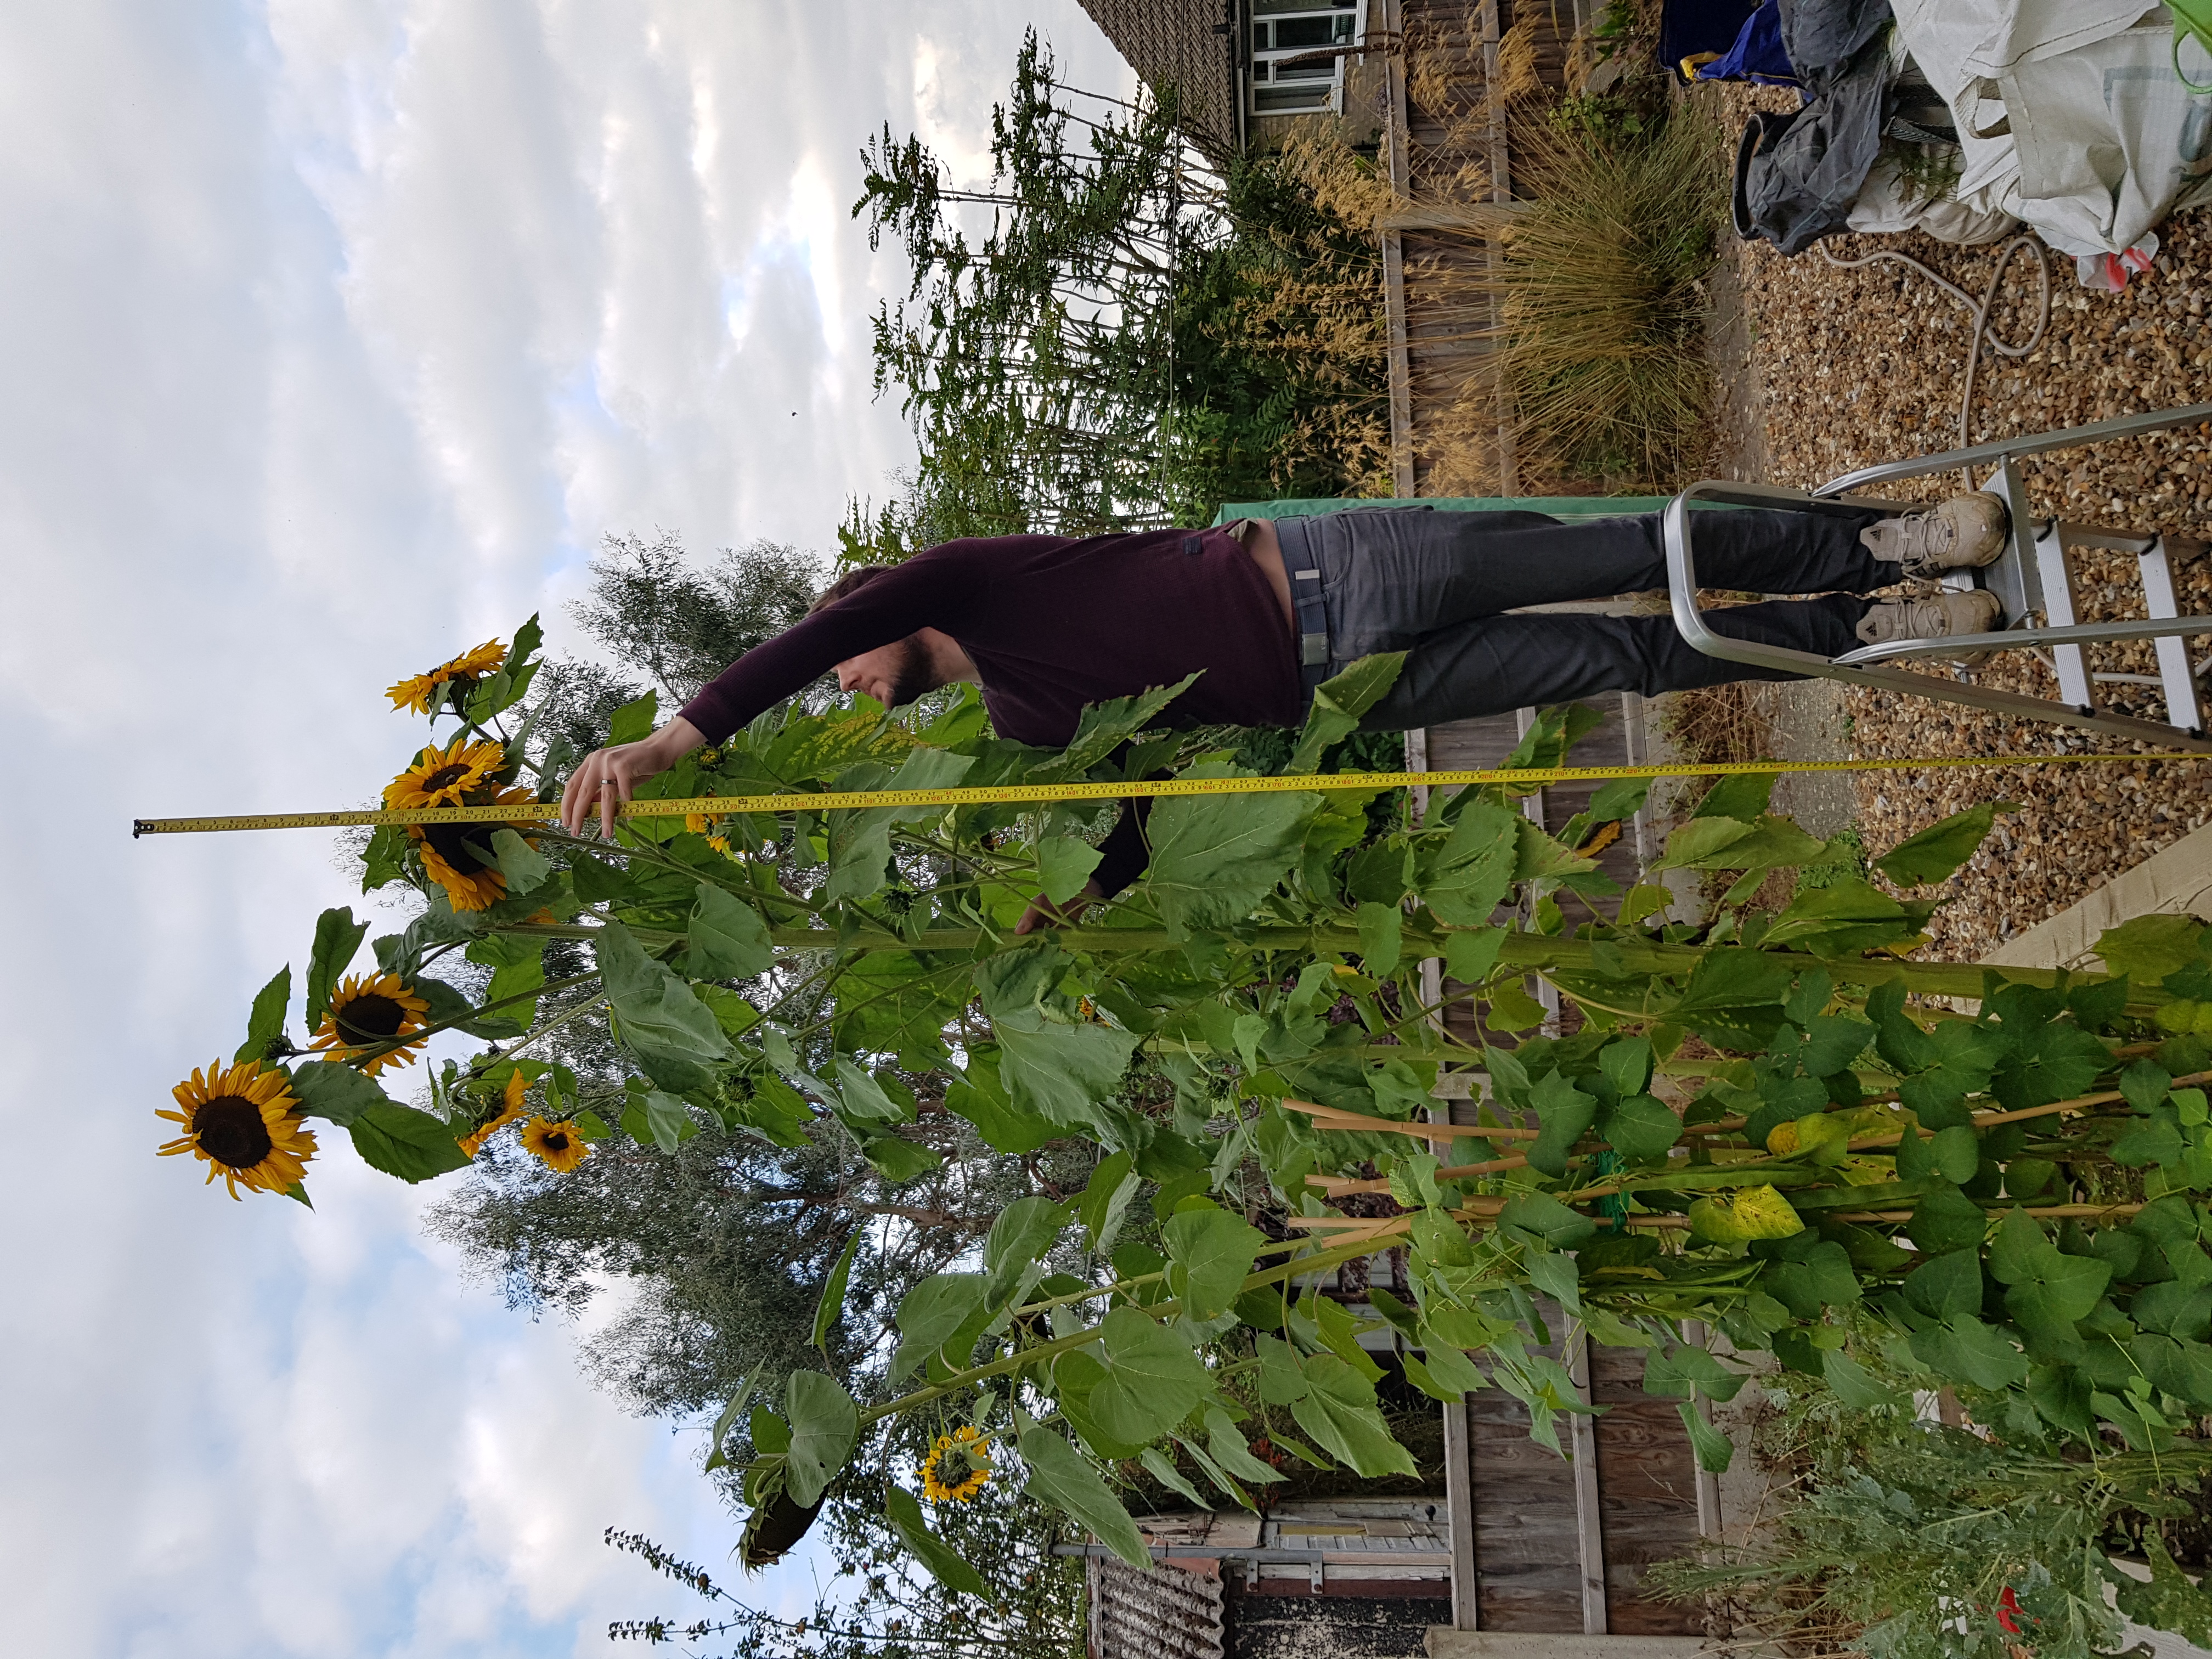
[
  {"left": 1014, "top": 879, "right": 1104, "bottom": 935},
  {"left": 560, "top": 716, "right": 706, "bottom": 837}
]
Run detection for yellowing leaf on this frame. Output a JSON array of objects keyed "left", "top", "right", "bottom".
[{"left": 1688, "top": 1184, "right": 1803, "bottom": 1243}]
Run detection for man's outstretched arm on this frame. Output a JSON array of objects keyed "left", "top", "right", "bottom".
[{"left": 561, "top": 716, "right": 706, "bottom": 837}]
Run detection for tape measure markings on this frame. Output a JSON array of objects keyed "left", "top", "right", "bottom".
[{"left": 132, "top": 751, "right": 2195, "bottom": 837}]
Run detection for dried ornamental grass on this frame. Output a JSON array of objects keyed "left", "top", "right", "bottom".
[{"left": 1499, "top": 109, "right": 1729, "bottom": 486}]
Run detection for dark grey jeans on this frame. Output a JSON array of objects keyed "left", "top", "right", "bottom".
[{"left": 1273, "top": 506, "right": 1888, "bottom": 730}]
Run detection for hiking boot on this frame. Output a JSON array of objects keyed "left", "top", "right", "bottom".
[
  {"left": 1859, "top": 492, "right": 2010, "bottom": 575},
  {"left": 1854, "top": 588, "right": 2004, "bottom": 656}
]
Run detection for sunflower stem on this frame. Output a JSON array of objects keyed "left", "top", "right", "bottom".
[
  {"left": 342, "top": 970, "right": 601, "bottom": 1068},
  {"left": 495, "top": 988, "right": 610, "bottom": 1063},
  {"left": 530, "top": 826, "right": 829, "bottom": 920},
  {"left": 858, "top": 1237, "right": 1380, "bottom": 1426}
]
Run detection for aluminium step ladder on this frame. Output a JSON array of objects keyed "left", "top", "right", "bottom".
[{"left": 1662, "top": 402, "right": 2212, "bottom": 754}]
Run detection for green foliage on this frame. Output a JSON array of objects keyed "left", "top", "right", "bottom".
[
  {"left": 1649, "top": 1354, "right": 2212, "bottom": 1659},
  {"left": 236, "top": 965, "right": 292, "bottom": 1063},
  {"left": 303, "top": 906, "right": 369, "bottom": 1031},
  {"left": 1874, "top": 802, "right": 2013, "bottom": 888},
  {"left": 843, "top": 30, "right": 1386, "bottom": 556},
  {"left": 233, "top": 600, "right": 2212, "bottom": 1604}
]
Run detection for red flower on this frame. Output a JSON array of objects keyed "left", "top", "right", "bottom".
[{"left": 1996, "top": 1586, "right": 2023, "bottom": 1635}]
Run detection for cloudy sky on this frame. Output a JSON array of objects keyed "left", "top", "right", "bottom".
[{"left": 0, "top": 5, "right": 1129, "bottom": 1654}]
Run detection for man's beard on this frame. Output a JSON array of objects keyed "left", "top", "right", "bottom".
[{"left": 885, "top": 636, "right": 936, "bottom": 709}]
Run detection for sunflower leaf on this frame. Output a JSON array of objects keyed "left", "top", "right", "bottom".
[
  {"left": 287, "top": 1060, "right": 390, "bottom": 1126},
  {"left": 414, "top": 977, "right": 524, "bottom": 1041},
  {"left": 236, "top": 965, "right": 293, "bottom": 1063},
  {"left": 608, "top": 690, "right": 658, "bottom": 748},
  {"left": 883, "top": 1485, "right": 988, "bottom": 1596},
  {"left": 594, "top": 921, "right": 733, "bottom": 1071},
  {"left": 361, "top": 825, "right": 410, "bottom": 893},
  {"left": 508, "top": 612, "right": 543, "bottom": 671},
  {"left": 347, "top": 1100, "right": 470, "bottom": 1182},
  {"left": 1017, "top": 1420, "right": 1149, "bottom": 1569},
  {"left": 489, "top": 828, "right": 551, "bottom": 896},
  {"left": 812, "top": 1231, "right": 865, "bottom": 1352},
  {"left": 689, "top": 885, "right": 776, "bottom": 980},
  {"left": 782, "top": 1370, "right": 859, "bottom": 1510},
  {"left": 703, "top": 1360, "right": 768, "bottom": 1474},
  {"left": 304, "top": 907, "right": 370, "bottom": 1031}
]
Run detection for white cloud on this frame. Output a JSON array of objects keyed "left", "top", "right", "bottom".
[{"left": 0, "top": 2, "right": 1132, "bottom": 1654}]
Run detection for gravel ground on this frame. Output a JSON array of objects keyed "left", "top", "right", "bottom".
[{"left": 1706, "top": 86, "right": 2212, "bottom": 960}]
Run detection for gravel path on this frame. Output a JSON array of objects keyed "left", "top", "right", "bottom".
[{"left": 1710, "top": 106, "right": 2212, "bottom": 962}]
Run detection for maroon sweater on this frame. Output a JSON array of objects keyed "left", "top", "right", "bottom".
[{"left": 679, "top": 527, "right": 1304, "bottom": 897}]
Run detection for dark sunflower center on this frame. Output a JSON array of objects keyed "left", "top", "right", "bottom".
[
  {"left": 421, "top": 763, "right": 471, "bottom": 792},
  {"left": 541, "top": 1130, "right": 572, "bottom": 1153},
  {"left": 194, "top": 1096, "right": 274, "bottom": 1169},
  {"left": 336, "top": 994, "right": 408, "bottom": 1041},
  {"left": 422, "top": 821, "right": 498, "bottom": 874}
]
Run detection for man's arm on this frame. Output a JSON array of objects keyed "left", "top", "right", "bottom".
[
  {"left": 678, "top": 555, "right": 973, "bottom": 744},
  {"left": 558, "top": 554, "right": 978, "bottom": 836},
  {"left": 561, "top": 716, "right": 705, "bottom": 836},
  {"left": 1012, "top": 795, "right": 1151, "bottom": 933}
]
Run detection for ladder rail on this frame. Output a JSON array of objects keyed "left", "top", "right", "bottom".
[
  {"left": 1660, "top": 481, "right": 2212, "bottom": 755},
  {"left": 1814, "top": 403, "right": 2212, "bottom": 497},
  {"left": 1834, "top": 612, "right": 2212, "bottom": 668}
]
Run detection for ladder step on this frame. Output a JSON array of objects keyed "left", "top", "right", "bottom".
[
  {"left": 2034, "top": 523, "right": 2095, "bottom": 710},
  {"left": 2138, "top": 539, "right": 2205, "bottom": 732}
]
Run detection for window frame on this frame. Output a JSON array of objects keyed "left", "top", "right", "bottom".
[{"left": 1245, "top": 1, "right": 1368, "bottom": 117}]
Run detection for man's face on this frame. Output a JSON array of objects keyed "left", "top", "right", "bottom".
[{"left": 835, "top": 635, "right": 935, "bottom": 710}]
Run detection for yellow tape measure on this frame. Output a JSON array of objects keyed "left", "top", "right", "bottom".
[{"left": 132, "top": 751, "right": 2193, "bottom": 837}]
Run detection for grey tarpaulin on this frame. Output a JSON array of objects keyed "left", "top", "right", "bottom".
[
  {"left": 1779, "top": 0, "right": 1894, "bottom": 91},
  {"left": 1740, "top": 48, "right": 1891, "bottom": 252}
]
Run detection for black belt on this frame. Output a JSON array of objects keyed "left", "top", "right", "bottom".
[{"left": 1292, "top": 562, "right": 1330, "bottom": 697}]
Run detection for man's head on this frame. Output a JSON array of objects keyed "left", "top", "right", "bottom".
[{"left": 814, "top": 565, "right": 944, "bottom": 710}]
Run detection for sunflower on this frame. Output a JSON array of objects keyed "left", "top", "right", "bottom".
[
  {"left": 158, "top": 1058, "right": 318, "bottom": 1199},
  {"left": 459, "top": 1071, "right": 529, "bottom": 1158},
  {"left": 520, "top": 1114, "right": 592, "bottom": 1173},
  {"left": 919, "top": 1426, "right": 993, "bottom": 1503},
  {"left": 386, "top": 639, "right": 507, "bottom": 714},
  {"left": 408, "top": 783, "right": 539, "bottom": 912},
  {"left": 307, "top": 972, "right": 430, "bottom": 1074},
  {"left": 384, "top": 736, "right": 506, "bottom": 810}
]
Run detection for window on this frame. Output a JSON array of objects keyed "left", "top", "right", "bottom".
[{"left": 1248, "top": 3, "right": 1365, "bottom": 116}]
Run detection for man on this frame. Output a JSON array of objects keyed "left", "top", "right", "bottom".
[{"left": 560, "top": 496, "right": 2006, "bottom": 924}]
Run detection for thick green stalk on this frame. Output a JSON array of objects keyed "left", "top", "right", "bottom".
[{"left": 759, "top": 924, "right": 2138, "bottom": 1005}]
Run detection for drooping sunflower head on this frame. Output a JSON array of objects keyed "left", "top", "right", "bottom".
[
  {"left": 520, "top": 1114, "right": 591, "bottom": 1173},
  {"left": 308, "top": 972, "right": 430, "bottom": 1074},
  {"left": 158, "top": 1059, "right": 318, "bottom": 1199},
  {"left": 385, "top": 736, "right": 506, "bottom": 811},
  {"left": 919, "top": 1427, "right": 993, "bottom": 1504},
  {"left": 459, "top": 1071, "right": 529, "bottom": 1159},
  {"left": 386, "top": 639, "right": 507, "bottom": 715},
  {"left": 406, "top": 784, "right": 538, "bottom": 912}
]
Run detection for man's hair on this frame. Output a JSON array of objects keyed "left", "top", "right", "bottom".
[{"left": 808, "top": 565, "right": 890, "bottom": 616}]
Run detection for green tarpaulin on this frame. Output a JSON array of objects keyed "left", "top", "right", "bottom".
[{"left": 1210, "top": 496, "right": 1672, "bottom": 526}]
